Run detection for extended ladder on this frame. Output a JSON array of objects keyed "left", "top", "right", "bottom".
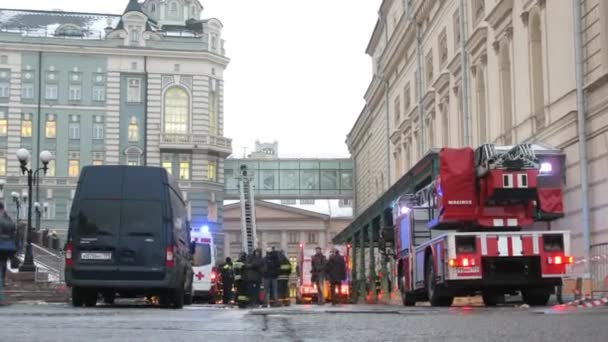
[{"left": 237, "top": 165, "right": 258, "bottom": 254}]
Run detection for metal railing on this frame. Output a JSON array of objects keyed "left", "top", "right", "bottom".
[
  {"left": 591, "top": 242, "right": 608, "bottom": 296},
  {"left": 15, "top": 243, "right": 64, "bottom": 283}
]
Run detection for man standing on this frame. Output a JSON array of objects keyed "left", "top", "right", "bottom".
[
  {"left": 0, "top": 202, "right": 16, "bottom": 306},
  {"left": 326, "top": 248, "right": 347, "bottom": 305},
  {"left": 277, "top": 250, "right": 292, "bottom": 305},
  {"left": 311, "top": 247, "right": 327, "bottom": 305},
  {"left": 263, "top": 247, "right": 280, "bottom": 307},
  {"left": 246, "top": 249, "right": 264, "bottom": 307},
  {"left": 221, "top": 257, "right": 234, "bottom": 305}
]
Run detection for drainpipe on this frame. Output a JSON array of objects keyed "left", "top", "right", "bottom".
[
  {"left": 35, "top": 51, "right": 42, "bottom": 205},
  {"left": 459, "top": 0, "right": 471, "bottom": 146},
  {"left": 380, "top": 13, "right": 391, "bottom": 189},
  {"left": 415, "top": 24, "right": 425, "bottom": 156},
  {"left": 572, "top": 0, "right": 591, "bottom": 279}
]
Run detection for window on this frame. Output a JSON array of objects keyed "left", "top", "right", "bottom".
[
  {"left": 22, "top": 84, "right": 34, "bottom": 99},
  {"left": 0, "top": 55, "right": 7, "bottom": 64},
  {"left": 473, "top": 0, "right": 485, "bottom": 24},
  {"left": 127, "top": 155, "right": 140, "bottom": 166},
  {"left": 93, "top": 123, "right": 104, "bottom": 140},
  {"left": 0, "top": 83, "right": 9, "bottom": 98},
  {"left": 163, "top": 161, "right": 173, "bottom": 175},
  {"left": 45, "top": 84, "right": 58, "bottom": 100},
  {"left": 21, "top": 116, "right": 32, "bottom": 137},
  {"left": 0, "top": 158, "right": 5, "bottom": 176},
  {"left": 209, "top": 83, "right": 218, "bottom": 135},
  {"left": 46, "top": 159, "right": 55, "bottom": 177},
  {"left": 128, "top": 117, "right": 139, "bottom": 142},
  {"left": 170, "top": 2, "right": 178, "bottom": 17},
  {"left": 69, "top": 85, "right": 81, "bottom": 101},
  {"left": 288, "top": 232, "right": 299, "bottom": 244},
  {"left": 43, "top": 202, "right": 56, "bottom": 220},
  {"left": 339, "top": 199, "right": 353, "bottom": 208},
  {"left": 45, "top": 116, "right": 56, "bottom": 138},
  {"left": 307, "top": 232, "right": 318, "bottom": 244},
  {"left": 164, "top": 87, "right": 189, "bottom": 134},
  {"left": 130, "top": 30, "right": 139, "bottom": 43},
  {"left": 394, "top": 97, "right": 401, "bottom": 125},
  {"left": 426, "top": 50, "right": 434, "bottom": 86},
  {"left": 92, "top": 160, "right": 103, "bottom": 166},
  {"left": 174, "top": 64, "right": 180, "bottom": 72},
  {"left": 179, "top": 161, "right": 190, "bottom": 180},
  {"left": 69, "top": 121, "right": 80, "bottom": 140},
  {"left": 193, "top": 243, "right": 212, "bottom": 267},
  {"left": 0, "top": 116, "right": 6, "bottom": 136},
  {"left": 208, "top": 202, "right": 218, "bottom": 222},
  {"left": 281, "top": 199, "right": 296, "bottom": 205},
  {"left": 299, "top": 199, "right": 315, "bottom": 205},
  {"left": 438, "top": 29, "right": 448, "bottom": 67},
  {"left": 453, "top": 11, "right": 461, "bottom": 51},
  {"left": 127, "top": 78, "right": 141, "bottom": 103},
  {"left": 208, "top": 160, "right": 216, "bottom": 181},
  {"left": 69, "top": 159, "right": 80, "bottom": 177},
  {"left": 404, "top": 84, "right": 411, "bottom": 113},
  {"left": 92, "top": 86, "right": 105, "bottom": 101}
]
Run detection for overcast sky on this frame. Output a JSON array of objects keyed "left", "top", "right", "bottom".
[{"left": 1, "top": 0, "right": 379, "bottom": 158}]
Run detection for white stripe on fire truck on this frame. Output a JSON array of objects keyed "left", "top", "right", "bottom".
[
  {"left": 532, "top": 233, "right": 540, "bottom": 254},
  {"left": 498, "top": 236, "right": 509, "bottom": 256},
  {"left": 480, "top": 235, "right": 488, "bottom": 256},
  {"left": 507, "top": 218, "right": 518, "bottom": 227},
  {"left": 512, "top": 236, "right": 523, "bottom": 256},
  {"left": 493, "top": 218, "right": 504, "bottom": 227}
]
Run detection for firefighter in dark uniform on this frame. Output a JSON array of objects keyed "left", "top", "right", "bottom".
[
  {"left": 233, "top": 252, "right": 248, "bottom": 308},
  {"left": 277, "top": 249, "right": 292, "bottom": 306}
]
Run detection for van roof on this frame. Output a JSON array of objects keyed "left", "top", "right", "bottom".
[{"left": 76, "top": 166, "right": 181, "bottom": 201}]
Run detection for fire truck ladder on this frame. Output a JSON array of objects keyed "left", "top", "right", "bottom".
[
  {"left": 238, "top": 165, "right": 258, "bottom": 254},
  {"left": 475, "top": 143, "right": 539, "bottom": 177}
]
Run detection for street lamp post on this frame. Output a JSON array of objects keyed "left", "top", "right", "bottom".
[
  {"left": 16, "top": 148, "right": 53, "bottom": 272},
  {"left": 11, "top": 192, "right": 22, "bottom": 251},
  {"left": 34, "top": 202, "right": 41, "bottom": 232}
]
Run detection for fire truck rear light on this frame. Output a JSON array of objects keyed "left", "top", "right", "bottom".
[
  {"left": 547, "top": 255, "right": 573, "bottom": 265},
  {"left": 449, "top": 258, "right": 476, "bottom": 267}
]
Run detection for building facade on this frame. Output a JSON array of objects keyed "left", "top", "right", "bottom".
[
  {"left": 0, "top": 0, "right": 231, "bottom": 244},
  {"left": 348, "top": 0, "right": 608, "bottom": 279}
]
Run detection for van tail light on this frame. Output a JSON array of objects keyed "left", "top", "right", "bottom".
[
  {"left": 65, "top": 242, "right": 73, "bottom": 267},
  {"left": 547, "top": 255, "right": 573, "bottom": 265},
  {"left": 448, "top": 257, "right": 476, "bottom": 267},
  {"left": 211, "top": 267, "right": 218, "bottom": 283},
  {"left": 165, "top": 246, "right": 175, "bottom": 268},
  {"left": 341, "top": 285, "right": 349, "bottom": 294}
]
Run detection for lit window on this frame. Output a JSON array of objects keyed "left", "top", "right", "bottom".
[
  {"left": 68, "top": 160, "right": 80, "bottom": 177},
  {"left": 163, "top": 87, "right": 189, "bottom": 134},
  {"left": 93, "top": 123, "right": 104, "bottom": 140},
  {"left": 0, "top": 83, "right": 9, "bottom": 98},
  {"left": 128, "top": 117, "right": 139, "bottom": 142},
  {"left": 69, "top": 86, "right": 81, "bottom": 101},
  {"left": 0, "top": 158, "right": 5, "bottom": 176},
  {"left": 208, "top": 160, "right": 216, "bottom": 181},
  {"left": 46, "top": 160, "right": 55, "bottom": 177},
  {"left": 179, "top": 161, "right": 190, "bottom": 180},
  {"left": 127, "top": 155, "right": 140, "bottom": 166},
  {"left": 162, "top": 161, "right": 173, "bottom": 175},
  {"left": 45, "top": 84, "right": 58, "bottom": 100},
  {"left": 46, "top": 118, "right": 56, "bottom": 138},
  {"left": 22, "top": 84, "right": 34, "bottom": 99},
  {"left": 0, "top": 118, "right": 7, "bottom": 136},
  {"left": 21, "top": 118, "right": 32, "bottom": 137},
  {"left": 127, "top": 78, "right": 141, "bottom": 103},
  {"left": 92, "top": 86, "right": 105, "bottom": 101},
  {"left": 69, "top": 122, "right": 80, "bottom": 140},
  {"left": 92, "top": 160, "right": 103, "bottom": 166}
]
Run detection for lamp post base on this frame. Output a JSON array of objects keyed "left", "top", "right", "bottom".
[{"left": 18, "top": 243, "right": 36, "bottom": 273}]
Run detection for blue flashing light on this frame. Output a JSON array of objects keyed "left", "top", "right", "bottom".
[
  {"left": 436, "top": 183, "right": 443, "bottom": 197},
  {"left": 201, "top": 225, "right": 210, "bottom": 234}
]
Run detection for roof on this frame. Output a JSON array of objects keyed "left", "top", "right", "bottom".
[
  {"left": 124, "top": 0, "right": 144, "bottom": 15},
  {"left": 0, "top": 8, "right": 121, "bottom": 39},
  {"left": 224, "top": 200, "right": 331, "bottom": 220}
]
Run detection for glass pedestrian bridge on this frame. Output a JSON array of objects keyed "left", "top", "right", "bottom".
[{"left": 223, "top": 158, "right": 354, "bottom": 199}]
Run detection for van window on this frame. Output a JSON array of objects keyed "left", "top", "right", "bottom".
[
  {"left": 120, "top": 201, "right": 162, "bottom": 237},
  {"left": 76, "top": 200, "right": 120, "bottom": 237},
  {"left": 79, "top": 168, "right": 124, "bottom": 199},
  {"left": 123, "top": 168, "right": 164, "bottom": 200},
  {"left": 193, "top": 243, "right": 212, "bottom": 266}
]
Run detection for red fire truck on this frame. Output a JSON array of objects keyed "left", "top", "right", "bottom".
[{"left": 394, "top": 144, "right": 572, "bottom": 307}]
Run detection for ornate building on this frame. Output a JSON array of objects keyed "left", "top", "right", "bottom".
[{"left": 0, "top": 0, "right": 231, "bottom": 244}]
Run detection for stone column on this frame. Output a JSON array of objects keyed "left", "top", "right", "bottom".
[
  {"left": 351, "top": 234, "right": 358, "bottom": 302},
  {"left": 368, "top": 221, "right": 377, "bottom": 304},
  {"left": 224, "top": 232, "right": 230, "bottom": 259},
  {"left": 280, "top": 231, "right": 287, "bottom": 251},
  {"left": 358, "top": 226, "right": 366, "bottom": 302}
]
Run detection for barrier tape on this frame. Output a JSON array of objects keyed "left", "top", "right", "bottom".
[{"left": 554, "top": 295, "right": 608, "bottom": 309}]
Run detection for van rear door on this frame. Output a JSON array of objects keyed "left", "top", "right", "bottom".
[{"left": 192, "top": 242, "right": 214, "bottom": 292}]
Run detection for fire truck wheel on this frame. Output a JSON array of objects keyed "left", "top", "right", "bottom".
[
  {"left": 401, "top": 291, "right": 416, "bottom": 306},
  {"left": 522, "top": 290, "right": 550, "bottom": 306}
]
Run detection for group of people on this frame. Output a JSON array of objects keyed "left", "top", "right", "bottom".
[
  {"left": 311, "top": 246, "right": 347, "bottom": 305},
  {"left": 221, "top": 247, "right": 292, "bottom": 307}
]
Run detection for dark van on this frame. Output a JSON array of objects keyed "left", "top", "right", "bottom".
[{"left": 64, "top": 166, "right": 194, "bottom": 309}]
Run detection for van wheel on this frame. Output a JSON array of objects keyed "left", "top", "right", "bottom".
[
  {"left": 72, "top": 287, "right": 85, "bottom": 307},
  {"left": 172, "top": 287, "right": 185, "bottom": 309},
  {"left": 184, "top": 279, "right": 194, "bottom": 306},
  {"left": 84, "top": 291, "right": 98, "bottom": 307},
  {"left": 159, "top": 294, "right": 171, "bottom": 308},
  {"left": 103, "top": 293, "right": 115, "bottom": 305}
]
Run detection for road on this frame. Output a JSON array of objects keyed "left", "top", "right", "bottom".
[{"left": 1, "top": 302, "right": 607, "bottom": 342}]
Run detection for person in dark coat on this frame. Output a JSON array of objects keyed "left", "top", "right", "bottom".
[
  {"left": 263, "top": 247, "right": 280, "bottom": 307},
  {"left": 0, "top": 202, "right": 16, "bottom": 306},
  {"left": 246, "top": 248, "right": 264, "bottom": 306},
  {"left": 221, "top": 257, "right": 234, "bottom": 304},
  {"left": 311, "top": 247, "right": 327, "bottom": 304},
  {"left": 325, "top": 248, "right": 347, "bottom": 305}
]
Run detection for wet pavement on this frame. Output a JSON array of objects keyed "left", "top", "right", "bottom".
[{"left": 1, "top": 302, "right": 607, "bottom": 341}]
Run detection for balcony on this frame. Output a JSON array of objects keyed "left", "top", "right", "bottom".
[{"left": 159, "top": 133, "right": 233, "bottom": 157}]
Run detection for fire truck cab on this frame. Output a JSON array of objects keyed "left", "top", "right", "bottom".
[{"left": 394, "top": 144, "right": 572, "bottom": 307}]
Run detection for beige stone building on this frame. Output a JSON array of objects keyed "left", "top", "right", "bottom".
[
  {"left": 347, "top": 0, "right": 608, "bottom": 280},
  {"left": 222, "top": 200, "right": 351, "bottom": 260}
]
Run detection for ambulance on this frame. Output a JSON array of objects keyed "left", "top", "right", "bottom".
[{"left": 190, "top": 226, "right": 220, "bottom": 303}]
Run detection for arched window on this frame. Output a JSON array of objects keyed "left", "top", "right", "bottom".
[
  {"left": 164, "top": 87, "right": 189, "bottom": 134},
  {"left": 499, "top": 40, "right": 513, "bottom": 144},
  {"left": 529, "top": 13, "right": 545, "bottom": 130},
  {"left": 125, "top": 146, "right": 143, "bottom": 166},
  {"left": 151, "top": 4, "right": 156, "bottom": 13}
]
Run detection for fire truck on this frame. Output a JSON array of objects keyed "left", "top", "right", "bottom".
[{"left": 394, "top": 144, "right": 571, "bottom": 307}]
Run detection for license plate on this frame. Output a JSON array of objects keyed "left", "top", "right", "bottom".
[
  {"left": 80, "top": 252, "right": 112, "bottom": 260},
  {"left": 456, "top": 266, "right": 480, "bottom": 273}
]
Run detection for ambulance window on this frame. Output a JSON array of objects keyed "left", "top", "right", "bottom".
[{"left": 193, "top": 243, "right": 212, "bottom": 266}]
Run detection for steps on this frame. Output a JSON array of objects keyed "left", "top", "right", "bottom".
[{"left": 3, "top": 276, "right": 69, "bottom": 304}]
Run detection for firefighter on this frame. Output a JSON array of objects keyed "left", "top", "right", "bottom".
[
  {"left": 221, "top": 257, "right": 234, "bottom": 305},
  {"left": 277, "top": 249, "right": 292, "bottom": 306},
  {"left": 233, "top": 252, "right": 248, "bottom": 308}
]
